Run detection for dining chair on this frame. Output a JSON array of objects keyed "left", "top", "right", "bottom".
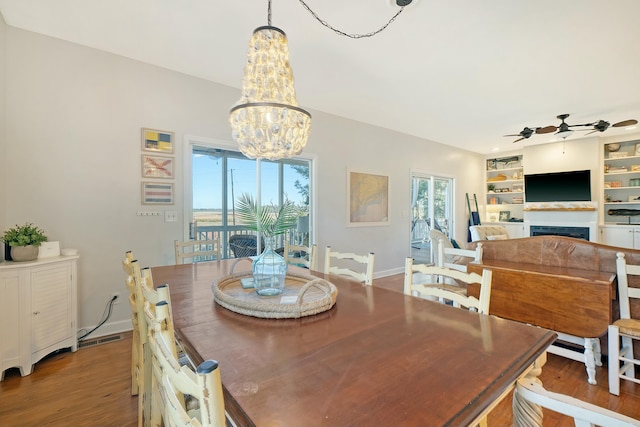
[
  {"left": 144, "top": 299, "right": 226, "bottom": 427},
  {"left": 514, "top": 377, "right": 639, "bottom": 427},
  {"left": 228, "top": 234, "right": 264, "bottom": 258},
  {"left": 403, "top": 257, "right": 492, "bottom": 313},
  {"left": 284, "top": 240, "right": 317, "bottom": 270},
  {"left": 123, "top": 251, "right": 191, "bottom": 427},
  {"left": 434, "top": 237, "right": 483, "bottom": 272},
  {"left": 174, "top": 239, "right": 220, "bottom": 264},
  {"left": 324, "top": 246, "right": 375, "bottom": 285},
  {"left": 608, "top": 252, "right": 640, "bottom": 396}
]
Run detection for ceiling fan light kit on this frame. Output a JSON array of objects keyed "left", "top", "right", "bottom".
[{"left": 507, "top": 113, "right": 638, "bottom": 143}]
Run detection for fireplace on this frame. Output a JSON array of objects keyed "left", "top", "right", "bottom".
[
  {"left": 523, "top": 202, "right": 598, "bottom": 242},
  {"left": 530, "top": 225, "right": 590, "bottom": 241}
]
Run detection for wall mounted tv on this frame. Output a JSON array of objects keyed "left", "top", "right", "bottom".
[{"left": 524, "top": 170, "right": 591, "bottom": 202}]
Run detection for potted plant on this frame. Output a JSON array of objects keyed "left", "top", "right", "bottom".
[
  {"left": 235, "top": 194, "right": 298, "bottom": 296},
  {"left": 2, "top": 222, "right": 48, "bottom": 262}
]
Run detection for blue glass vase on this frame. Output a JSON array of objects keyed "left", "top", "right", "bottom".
[{"left": 252, "top": 236, "right": 287, "bottom": 296}]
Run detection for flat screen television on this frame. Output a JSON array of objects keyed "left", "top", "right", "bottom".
[{"left": 524, "top": 170, "right": 591, "bottom": 202}]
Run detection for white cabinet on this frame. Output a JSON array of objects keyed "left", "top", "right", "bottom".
[
  {"left": 600, "top": 225, "right": 640, "bottom": 249},
  {"left": 0, "top": 255, "right": 78, "bottom": 380}
]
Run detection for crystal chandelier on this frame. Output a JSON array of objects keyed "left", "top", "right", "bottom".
[
  {"left": 229, "top": 1, "right": 311, "bottom": 160},
  {"left": 229, "top": 0, "right": 411, "bottom": 160}
]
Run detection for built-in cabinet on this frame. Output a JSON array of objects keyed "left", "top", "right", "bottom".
[
  {"left": 602, "top": 139, "right": 640, "bottom": 225},
  {"left": 600, "top": 225, "right": 640, "bottom": 249},
  {"left": 0, "top": 255, "right": 78, "bottom": 380},
  {"left": 485, "top": 154, "right": 525, "bottom": 226},
  {"left": 601, "top": 139, "right": 640, "bottom": 247}
]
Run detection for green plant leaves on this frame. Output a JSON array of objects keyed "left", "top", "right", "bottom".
[
  {"left": 1, "top": 223, "right": 48, "bottom": 247},
  {"left": 235, "top": 194, "right": 298, "bottom": 238}
]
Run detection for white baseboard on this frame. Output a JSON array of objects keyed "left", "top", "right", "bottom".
[{"left": 374, "top": 266, "right": 404, "bottom": 279}]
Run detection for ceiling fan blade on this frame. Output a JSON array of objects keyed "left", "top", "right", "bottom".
[
  {"left": 504, "top": 134, "right": 521, "bottom": 137},
  {"left": 584, "top": 130, "right": 597, "bottom": 136},
  {"left": 612, "top": 119, "right": 638, "bottom": 128},
  {"left": 512, "top": 137, "right": 525, "bottom": 143},
  {"left": 536, "top": 126, "right": 557, "bottom": 134}
]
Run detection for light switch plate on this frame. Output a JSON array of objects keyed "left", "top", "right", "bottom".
[{"left": 165, "top": 211, "right": 177, "bottom": 222}]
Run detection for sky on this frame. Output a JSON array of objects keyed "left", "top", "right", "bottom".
[{"left": 192, "top": 153, "right": 307, "bottom": 209}]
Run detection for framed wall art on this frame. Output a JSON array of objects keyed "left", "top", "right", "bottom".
[
  {"left": 499, "top": 210, "right": 511, "bottom": 222},
  {"left": 142, "top": 154, "right": 174, "bottom": 179},
  {"left": 347, "top": 170, "right": 389, "bottom": 227},
  {"left": 141, "top": 128, "right": 174, "bottom": 153},
  {"left": 142, "top": 182, "right": 174, "bottom": 205}
]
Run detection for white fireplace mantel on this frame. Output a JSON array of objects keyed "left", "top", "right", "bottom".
[{"left": 523, "top": 202, "right": 598, "bottom": 242}]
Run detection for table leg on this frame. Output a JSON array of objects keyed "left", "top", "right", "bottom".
[
  {"left": 513, "top": 353, "right": 546, "bottom": 427},
  {"left": 584, "top": 338, "right": 597, "bottom": 385}
]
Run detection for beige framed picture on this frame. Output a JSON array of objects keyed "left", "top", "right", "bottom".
[
  {"left": 141, "top": 128, "right": 174, "bottom": 153},
  {"left": 142, "top": 154, "right": 174, "bottom": 179},
  {"left": 347, "top": 170, "right": 389, "bottom": 227},
  {"left": 141, "top": 182, "right": 174, "bottom": 205}
]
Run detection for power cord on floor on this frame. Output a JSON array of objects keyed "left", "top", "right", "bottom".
[{"left": 77, "top": 295, "right": 118, "bottom": 342}]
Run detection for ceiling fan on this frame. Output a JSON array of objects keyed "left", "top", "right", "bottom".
[{"left": 506, "top": 113, "right": 638, "bottom": 143}]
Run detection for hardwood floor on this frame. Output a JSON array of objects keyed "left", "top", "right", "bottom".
[
  {"left": 0, "top": 333, "right": 137, "bottom": 427},
  {"left": 1, "top": 278, "right": 639, "bottom": 426}
]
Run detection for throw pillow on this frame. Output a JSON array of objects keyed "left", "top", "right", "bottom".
[{"left": 487, "top": 235, "right": 508, "bottom": 240}]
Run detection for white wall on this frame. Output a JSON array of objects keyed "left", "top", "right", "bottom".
[
  {"left": 0, "top": 13, "right": 6, "bottom": 244},
  {"left": 3, "top": 26, "right": 484, "bottom": 335},
  {"left": 523, "top": 137, "right": 600, "bottom": 200}
]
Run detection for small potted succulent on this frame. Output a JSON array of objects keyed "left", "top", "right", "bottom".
[{"left": 2, "top": 223, "right": 48, "bottom": 262}]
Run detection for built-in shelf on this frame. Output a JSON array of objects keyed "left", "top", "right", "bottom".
[{"left": 524, "top": 207, "right": 596, "bottom": 212}]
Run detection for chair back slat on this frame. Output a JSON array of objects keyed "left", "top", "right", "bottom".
[
  {"left": 324, "top": 246, "right": 375, "bottom": 285},
  {"left": 174, "top": 239, "right": 221, "bottom": 264},
  {"left": 284, "top": 241, "right": 317, "bottom": 270},
  {"left": 404, "top": 257, "right": 492, "bottom": 314}
]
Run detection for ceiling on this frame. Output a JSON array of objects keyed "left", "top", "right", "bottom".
[{"left": 1, "top": 0, "right": 640, "bottom": 154}]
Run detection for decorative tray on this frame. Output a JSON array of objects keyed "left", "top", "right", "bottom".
[{"left": 212, "top": 262, "right": 338, "bottom": 319}]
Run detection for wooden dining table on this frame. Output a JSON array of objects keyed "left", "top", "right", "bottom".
[{"left": 151, "top": 259, "right": 556, "bottom": 427}]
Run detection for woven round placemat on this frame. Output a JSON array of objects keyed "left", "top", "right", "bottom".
[{"left": 212, "top": 267, "right": 338, "bottom": 319}]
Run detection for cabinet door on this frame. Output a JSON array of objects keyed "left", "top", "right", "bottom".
[
  {"left": 30, "top": 263, "right": 73, "bottom": 355},
  {"left": 0, "top": 270, "right": 29, "bottom": 375},
  {"left": 600, "top": 226, "right": 635, "bottom": 248}
]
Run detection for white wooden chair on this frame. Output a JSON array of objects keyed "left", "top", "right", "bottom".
[
  {"left": 284, "top": 240, "right": 317, "bottom": 270},
  {"left": 174, "top": 239, "right": 220, "bottom": 264},
  {"left": 144, "top": 300, "right": 226, "bottom": 427},
  {"left": 123, "top": 251, "right": 190, "bottom": 427},
  {"left": 608, "top": 252, "right": 640, "bottom": 395},
  {"left": 434, "top": 237, "right": 483, "bottom": 272},
  {"left": 324, "top": 246, "right": 375, "bottom": 285},
  {"left": 514, "top": 377, "right": 640, "bottom": 427},
  {"left": 403, "top": 257, "right": 492, "bottom": 314}
]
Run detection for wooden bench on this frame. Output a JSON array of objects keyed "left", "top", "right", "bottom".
[
  {"left": 465, "top": 235, "right": 640, "bottom": 385},
  {"left": 468, "top": 260, "right": 614, "bottom": 384}
]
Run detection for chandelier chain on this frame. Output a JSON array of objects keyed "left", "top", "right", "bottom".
[
  {"left": 267, "top": 0, "right": 272, "bottom": 26},
  {"left": 296, "top": 0, "right": 405, "bottom": 39}
]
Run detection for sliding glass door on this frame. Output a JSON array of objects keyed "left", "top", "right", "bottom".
[
  {"left": 190, "top": 143, "right": 312, "bottom": 258},
  {"left": 410, "top": 173, "right": 454, "bottom": 263}
]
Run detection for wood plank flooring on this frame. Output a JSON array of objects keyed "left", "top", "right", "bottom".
[{"left": 0, "top": 274, "right": 638, "bottom": 426}]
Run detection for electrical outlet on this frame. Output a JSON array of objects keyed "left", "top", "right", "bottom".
[{"left": 111, "top": 292, "right": 121, "bottom": 304}]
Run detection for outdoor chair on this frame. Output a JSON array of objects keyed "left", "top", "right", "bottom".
[{"left": 229, "top": 234, "right": 263, "bottom": 258}]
